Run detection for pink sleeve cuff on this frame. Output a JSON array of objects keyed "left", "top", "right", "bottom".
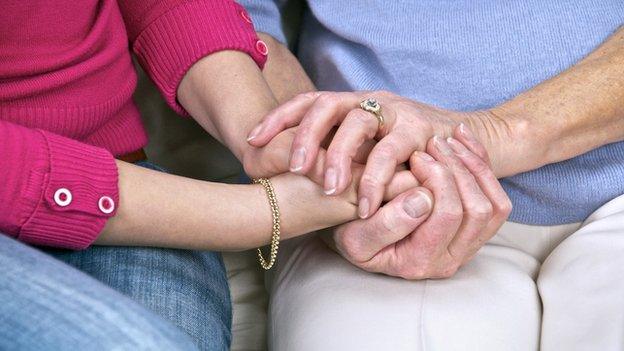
[
  {"left": 132, "top": 0, "right": 268, "bottom": 116},
  {"left": 17, "top": 131, "right": 119, "bottom": 250}
]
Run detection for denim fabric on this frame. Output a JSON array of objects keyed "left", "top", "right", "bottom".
[
  {"left": 0, "top": 161, "right": 232, "bottom": 350},
  {"left": 0, "top": 234, "right": 197, "bottom": 350},
  {"left": 46, "top": 246, "right": 231, "bottom": 351}
]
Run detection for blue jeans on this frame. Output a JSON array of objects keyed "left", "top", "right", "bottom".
[{"left": 0, "top": 162, "right": 231, "bottom": 350}]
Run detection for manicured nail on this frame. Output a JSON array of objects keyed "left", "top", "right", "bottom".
[
  {"left": 416, "top": 151, "right": 435, "bottom": 162},
  {"left": 290, "top": 147, "right": 306, "bottom": 172},
  {"left": 447, "top": 137, "right": 469, "bottom": 155},
  {"left": 403, "top": 191, "right": 432, "bottom": 218},
  {"left": 433, "top": 135, "right": 453, "bottom": 155},
  {"left": 324, "top": 167, "right": 338, "bottom": 195},
  {"left": 358, "top": 197, "right": 370, "bottom": 219},
  {"left": 247, "top": 125, "right": 262, "bottom": 141}
]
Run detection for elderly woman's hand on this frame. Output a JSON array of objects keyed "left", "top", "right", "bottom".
[
  {"left": 246, "top": 121, "right": 512, "bottom": 279},
  {"left": 246, "top": 90, "right": 515, "bottom": 218},
  {"left": 330, "top": 131, "right": 512, "bottom": 279},
  {"left": 243, "top": 126, "right": 421, "bottom": 206}
]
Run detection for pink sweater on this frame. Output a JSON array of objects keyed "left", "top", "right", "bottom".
[{"left": 0, "top": 0, "right": 266, "bottom": 249}]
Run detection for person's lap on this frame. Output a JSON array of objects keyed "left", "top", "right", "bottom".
[
  {"left": 46, "top": 245, "right": 232, "bottom": 350},
  {"left": 268, "top": 194, "right": 624, "bottom": 351},
  {"left": 538, "top": 193, "right": 624, "bottom": 351},
  {"left": 268, "top": 229, "right": 543, "bottom": 351},
  {"left": 0, "top": 234, "right": 208, "bottom": 350}
]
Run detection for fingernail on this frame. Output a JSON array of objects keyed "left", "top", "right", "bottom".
[
  {"left": 324, "top": 167, "right": 338, "bottom": 195},
  {"left": 415, "top": 151, "right": 435, "bottom": 162},
  {"left": 247, "top": 125, "right": 262, "bottom": 141},
  {"left": 458, "top": 123, "right": 473, "bottom": 139},
  {"left": 290, "top": 147, "right": 306, "bottom": 172},
  {"left": 358, "top": 197, "right": 370, "bottom": 219},
  {"left": 447, "top": 137, "right": 469, "bottom": 155},
  {"left": 403, "top": 191, "right": 432, "bottom": 218},
  {"left": 433, "top": 135, "right": 453, "bottom": 155}
]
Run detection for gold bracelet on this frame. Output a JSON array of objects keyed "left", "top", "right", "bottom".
[{"left": 253, "top": 178, "right": 281, "bottom": 270}]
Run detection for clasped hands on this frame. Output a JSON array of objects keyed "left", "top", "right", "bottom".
[{"left": 244, "top": 91, "right": 512, "bottom": 279}]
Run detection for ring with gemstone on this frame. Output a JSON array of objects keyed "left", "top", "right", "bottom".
[{"left": 359, "top": 98, "right": 385, "bottom": 132}]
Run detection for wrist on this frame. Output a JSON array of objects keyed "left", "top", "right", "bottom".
[
  {"left": 462, "top": 106, "right": 540, "bottom": 178},
  {"left": 270, "top": 173, "right": 357, "bottom": 239},
  {"left": 178, "top": 51, "right": 278, "bottom": 161}
]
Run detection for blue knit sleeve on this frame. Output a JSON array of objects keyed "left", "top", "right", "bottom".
[{"left": 237, "top": 0, "right": 288, "bottom": 44}]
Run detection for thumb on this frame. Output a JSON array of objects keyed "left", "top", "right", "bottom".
[{"left": 333, "top": 187, "right": 433, "bottom": 263}]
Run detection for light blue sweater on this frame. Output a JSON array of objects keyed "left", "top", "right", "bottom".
[{"left": 240, "top": 0, "right": 624, "bottom": 225}]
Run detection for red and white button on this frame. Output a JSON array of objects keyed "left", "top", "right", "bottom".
[
  {"left": 54, "top": 188, "right": 72, "bottom": 207},
  {"left": 255, "top": 40, "right": 268, "bottom": 56},
  {"left": 98, "top": 196, "right": 115, "bottom": 214}
]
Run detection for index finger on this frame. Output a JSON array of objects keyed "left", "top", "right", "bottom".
[
  {"left": 357, "top": 133, "right": 425, "bottom": 218},
  {"left": 246, "top": 91, "right": 322, "bottom": 147}
]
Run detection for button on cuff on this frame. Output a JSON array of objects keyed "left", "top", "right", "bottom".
[
  {"left": 98, "top": 196, "right": 115, "bottom": 214},
  {"left": 255, "top": 40, "right": 268, "bottom": 56},
  {"left": 53, "top": 188, "right": 72, "bottom": 207}
]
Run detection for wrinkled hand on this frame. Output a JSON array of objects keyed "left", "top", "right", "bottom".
[
  {"left": 244, "top": 126, "right": 420, "bottom": 206},
  {"left": 329, "top": 131, "right": 512, "bottom": 279},
  {"left": 247, "top": 91, "right": 507, "bottom": 218},
  {"left": 242, "top": 126, "right": 366, "bottom": 182}
]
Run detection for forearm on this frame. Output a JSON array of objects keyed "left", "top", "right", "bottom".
[
  {"left": 178, "top": 50, "right": 277, "bottom": 160},
  {"left": 177, "top": 34, "right": 314, "bottom": 158},
  {"left": 97, "top": 161, "right": 356, "bottom": 251},
  {"left": 258, "top": 33, "right": 317, "bottom": 103},
  {"left": 478, "top": 26, "right": 624, "bottom": 177}
]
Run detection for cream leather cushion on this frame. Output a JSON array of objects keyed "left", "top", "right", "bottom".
[{"left": 134, "top": 67, "right": 268, "bottom": 350}]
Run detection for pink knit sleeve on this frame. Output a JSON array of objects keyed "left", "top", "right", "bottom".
[
  {"left": 118, "top": 0, "right": 267, "bottom": 116},
  {"left": 0, "top": 120, "right": 119, "bottom": 250}
]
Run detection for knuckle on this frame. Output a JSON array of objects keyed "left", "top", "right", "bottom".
[
  {"left": 295, "top": 92, "right": 318, "bottom": 103},
  {"left": 335, "top": 232, "right": 366, "bottom": 262},
  {"left": 414, "top": 260, "right": 440, "bottom": 280},
  {"left": 496, "top": 197, "right": 513, "bottom": 217},
  {"left": 475, "top": 147, "right": 488, "bottom": 161},
  {"left": 350, "top": 110, "right": 376, "bottom": 126},
  {"left": 465, "top": 201, "right": 493, "bottom": 222},
  {"left": 374, "top": 143, "right": 399, "bottom": 160},
  {"left": 439, "top": 263, "right": 460, "bottom": 278},
  {"left": 429, "top": 162, "right": 453, "bottom": 179},
  {"left": 304, "top": 91, "right": 320, "bottom": 99},
  {"left": 470, "top": 158, "right": 492, "bottom": 177},
  {"left": 324, "top": 151, "right": 345, "bottom": 167},
  {"left": 401, "top": 264, "right": 431, "bottom": 280},
  {"left": 360, "top": 173, "right": 384, "bottom": 189},
  {"left": 316, "top": 92, "right": 340, "bottom": 105},
  {"left": 448, "top": 161, "right": 472, "bottom": 177}
]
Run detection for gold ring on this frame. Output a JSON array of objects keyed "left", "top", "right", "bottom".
[{"left": 360, "top": 98, "right": 385, "bottom": 132}]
